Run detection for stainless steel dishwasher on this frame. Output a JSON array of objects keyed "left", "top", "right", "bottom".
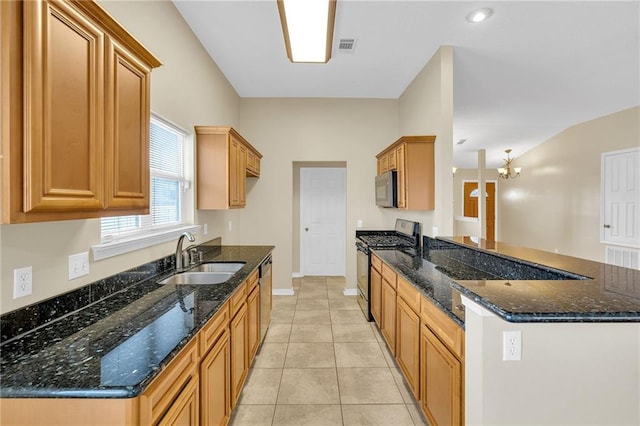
[{"left": 258, "top": 255, "right": 272, "bottom": 346}]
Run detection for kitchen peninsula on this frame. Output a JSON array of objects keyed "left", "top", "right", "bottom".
[
  {"left": 0, "top": 240, "right": 274, "bottom": 425},
  {"left": 373, "top": 236, "right": 640, "bottom": 426}
]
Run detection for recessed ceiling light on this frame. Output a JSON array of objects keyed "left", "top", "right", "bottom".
[{"left": 466, "top": 8, "right": 493, "bottom": 24}]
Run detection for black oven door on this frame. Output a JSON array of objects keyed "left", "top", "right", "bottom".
[{"left": 356, "top": 242, "right": 372, "bottom": 321}]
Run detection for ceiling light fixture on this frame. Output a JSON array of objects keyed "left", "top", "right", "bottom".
[
  {"left": 466, "top": 8, "right": 493, "bottom": 23},
  {"left": 497, "top": 149, "right": 521, "bottom": 179},
  {"left": 277, "top": 0, "right": 337, "bottom": 63}
]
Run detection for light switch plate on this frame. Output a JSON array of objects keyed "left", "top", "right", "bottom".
[
  {"left": 68, "top": 252, "right": 90, "bottom": 280},
  {"left": 13, "top": 266, "right": 32, "bottom": 299}
]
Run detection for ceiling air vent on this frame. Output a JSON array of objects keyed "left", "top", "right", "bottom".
[{"left": 338, "top": 38, "right": 357, "bottom": 54}]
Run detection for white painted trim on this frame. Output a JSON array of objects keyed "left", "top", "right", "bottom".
[
  {"left": 461, "top": 295, "right": 493, "bottom": 317},
  {"left": 454, "top": 215, "right": 478, "bottom": 223},
  {"left": 292, "top": 272, "right": 304, "bottom": 278},
  {"left": 343, "top": 288, "right": 357, "bottom": 296},
  {"left": 92, "top": 225, "right": 200, "bottom": 261},
  {"left": 272, "top": 288, "right": 295, "bottom": 296}
]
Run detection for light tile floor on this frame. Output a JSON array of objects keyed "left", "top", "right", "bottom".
[{"left": 229, "top": 276, "right": 429, "bottom": 426}]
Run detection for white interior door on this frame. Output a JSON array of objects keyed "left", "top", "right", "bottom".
[
  {"left": 300, "top": 167, "right": 346, "bottom": 276},
  {"left": 602, "top": 148, "right": 640, "bottom": 247}
]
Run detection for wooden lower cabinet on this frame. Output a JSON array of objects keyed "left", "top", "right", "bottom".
[
  {"left": 396, "top": 297, "right": 420, "bottom": 398},
  {"left": 230, "top": 302, "right": 248, "bottom": 407},
  {"left": 140, "top": 338, "right": 199, "bottom": 425},
  {"left": 247, "top": 283, "right": 260, "bottom": 364},
  {"left": 380, "top": 277, "right": 397, "bottom": 355},
  {"left": 159, "top": 377, "right": 199, "bottom": 426},
  {"left": 370, "top": 264, "right": 382, "bottom": 326},
  {"left": 200, "top": 324, "right": 231, "bottom": 426},
  {"left": 421, "top": 324, "right": 463, "bottom": 426}
]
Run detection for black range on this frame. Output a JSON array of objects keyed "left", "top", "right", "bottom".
[{"left": 355, "top": 219, "right": 421, "bottom": 321}]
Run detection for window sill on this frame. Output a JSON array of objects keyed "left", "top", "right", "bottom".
[{"left": 92, "top": 225, "right": 200, "bottom": 261}]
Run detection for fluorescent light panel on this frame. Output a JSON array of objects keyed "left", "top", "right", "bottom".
[{"left": 278, "top": 0, "right": 336, "bottom": 63}]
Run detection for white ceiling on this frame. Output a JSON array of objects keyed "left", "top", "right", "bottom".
[{"left": 173, "top": 0, "right": 639, "bottom": 168}]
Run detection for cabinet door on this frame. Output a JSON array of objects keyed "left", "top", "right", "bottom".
[
  {"left": 238, "top": 143, "right": 247, "bottom": 207},
  {"left": 158, "top": 377, "right": 199, "bottom": 426},
  {"left": 379, "top": 154, "right": 389, "bottom": 175},
  {"left": 229, "top": 138, "right": 246, "bottom": 207},
  {"left": 421, "top": 324, "right": 462, "bottom": 426},
  {"left": 381, "top": 279, "right": 396, "bottom": 355},
  {"left": 104, "top": 38, "right": 151, "bottom": 210},
  {"left": 230, "top": 302, "right": 248, "bottom": 407},
  {"left": 396, "top": 297, "right": 420, "bottom": 398},
  {"left": 23, "top": 0, "right": 105, "bottom": 213},
  {"left": 395, "top": 144, "right": 406, "bottom": 209},
  {"left": 247, "top": 284, "right": 260, "bottom": 365},
  {"left": 388, "top": 149, "right": 396, "bottom": 170},
  {"left": 370, "top": 265, "right": 382, "bottom": 326},
  {"left": 200, "top": 329, "right": 231, "bottom": 426}
]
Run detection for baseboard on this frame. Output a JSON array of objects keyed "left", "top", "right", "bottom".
[
  {"left": 343, "top": 288, "right": 357, "bottom": 296},
  {"left": 292, "top": 272, "right": 303, "bottom": 278},
  {"left": 272, "top": 288, "right": 295, "bottom": 296}
]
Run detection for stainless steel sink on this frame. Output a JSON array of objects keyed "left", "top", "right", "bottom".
[
  {"left": 159, "top": 271, "right": 235, "bottom": 285},
  {"left": 188, "top": 262, "right": 245, "bottom": 273}
]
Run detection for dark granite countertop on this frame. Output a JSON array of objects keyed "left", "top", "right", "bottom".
[
  {"left": 374, "top": 236, "right": 640, "bottom": 326},
  {"left": 440, "top": 237, "right": 640, "bottom": 323},
  {"left": 372, "top": 248, "right": 466, "bottom": 328},
  {"left": 0, "top": 244, "right": 274, "bottom": 399}
]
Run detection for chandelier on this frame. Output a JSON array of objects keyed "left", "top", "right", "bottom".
[{"left": 497, "top": 149, "right": 521, "bottom": 179}]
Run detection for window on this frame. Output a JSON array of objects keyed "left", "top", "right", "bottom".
[{"left": 100, "top": 115, "right": 188, "bottom": 243}]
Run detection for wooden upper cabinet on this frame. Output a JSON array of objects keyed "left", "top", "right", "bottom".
[
  {"left": 375, "top": 135, "right": 435, "bottom": 210},
  {"left": 104, "top": 38, "right": 152, "bottom": 210},
  {"left": 195, "top": 126, "right": 262, "bottom": 210},
  {"left": 1, "top": 0, "right": 160, "bottom": 223},
  {"left": 22, "top": 0, "right": 105, "bottom": 213}
]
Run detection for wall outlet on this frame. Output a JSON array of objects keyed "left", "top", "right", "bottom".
[
  {"left": 357, "top": 219, "right": 363, "bottom": 228},
  {"left": 68, "top": 252, "right": 90, "bottom": 280},
  {"left": 228, "top": 220, "right": 232, "bottom": 231},
  {"left": 503, "top": 330, "right": 522, "bottom": 361},
  {"left": 13, "top": 266, "right": 33, "bottom": 299},
  {"left": 203, "top": 224, "right": 208, "bottom": 235}
]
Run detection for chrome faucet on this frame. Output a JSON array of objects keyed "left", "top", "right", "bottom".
[{"left": 175, "top": 231, "right": 196, "bottom": 271}]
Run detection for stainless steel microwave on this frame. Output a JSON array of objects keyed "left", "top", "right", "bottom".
[{"left": 375, "top": 171, "right": 397, "bottom": 207}]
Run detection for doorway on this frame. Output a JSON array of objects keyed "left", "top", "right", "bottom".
[
  {"left": 299, "top": 166, "right": 346, "bottom": 276},
  {"left": 463, "top": 181, "right": 496, "bottom": 241}
]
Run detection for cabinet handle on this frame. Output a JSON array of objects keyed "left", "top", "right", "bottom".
[
  {"left": 305, "top": 227, "right": 309, "bottom": 232},
  {"left": 603, "top": 224, "right": 611, "bottom": 229}
]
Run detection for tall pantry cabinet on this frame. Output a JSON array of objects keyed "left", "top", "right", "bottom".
[{"left": 1, "top": 0, "right": 161, "bottom": 223}]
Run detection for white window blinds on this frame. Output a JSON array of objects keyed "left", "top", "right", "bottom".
[{"left": 101, "top": 115, "right": 186, "bottom": 242}]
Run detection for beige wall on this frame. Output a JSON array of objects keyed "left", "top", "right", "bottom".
[
  {"left": 464, "top": 298, "right": 640, "bottom": 425},
  {"left": 235, "top": 99, "right": 399, "bottom": 291},
  {"left": 395, "top": 46, "right": 454, "bottom": 238},
  {"left": 499, "top": 106, "right": 640, "bottom": 262},
  {"left": 0, "top": 0, "right": 240, "bottom": 314}
]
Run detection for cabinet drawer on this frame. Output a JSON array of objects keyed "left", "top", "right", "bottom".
[
  {"left": 246, "top": 269, "right": 259, "bottom": 293},
  {"left": 199, "top": 302, "right": 230, "bottom": 357},
  {"left": 421, "top": 297, "right": 464, "bottom": 359},
  {"left": 381, "top": 263, "right": 397, "bottom": 289},
  {"left": 371, "top": 254, "right": 382, "bottom": 271},
  {"left": 140, "top": 337, "right": 199, "bottom": 425},
  {"left": 230, "top": 281, "right": 247, "bottom": 316},
  {"left": 397, "top": 276, "right": 420, "bottom": 313}
]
